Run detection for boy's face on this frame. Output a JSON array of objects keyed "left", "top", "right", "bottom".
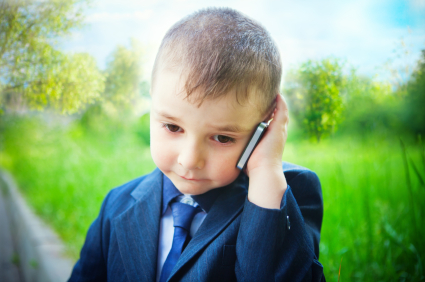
[{"left": 150, "top": 68, "right": 264, "bottom": 195}]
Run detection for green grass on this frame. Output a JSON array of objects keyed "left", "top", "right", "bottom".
[
  {"left": 285, "top": 134, "right": 425, "bottom": 281},
  {"left": 1, "top": 115, "right": 424, "bottom": 281}
]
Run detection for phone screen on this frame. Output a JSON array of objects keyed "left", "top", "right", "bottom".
[{"left": 236, "top": 122, "right": 268, "bottom": 170}]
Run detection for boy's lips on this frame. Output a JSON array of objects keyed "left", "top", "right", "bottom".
[{"left": 179, "top": 175, "right": 205, "bottom": 181}]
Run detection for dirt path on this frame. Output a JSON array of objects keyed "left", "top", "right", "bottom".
[{"left": 0, "top": 188, "right": 22, "bottom": 282}]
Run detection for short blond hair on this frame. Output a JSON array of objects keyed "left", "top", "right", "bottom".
[{"left": 151, "top": 7, "right": 281, "bottom": 116}]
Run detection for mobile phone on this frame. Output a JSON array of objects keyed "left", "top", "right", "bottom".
[{"left": 236, "top": 122, "right": 268, "bottom": 170}]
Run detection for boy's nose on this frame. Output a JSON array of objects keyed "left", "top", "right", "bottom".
[{"left": 177, "top": 142, "right": 205, "bottom": 170}]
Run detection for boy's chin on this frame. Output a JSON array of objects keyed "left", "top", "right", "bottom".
[
  {"left": 173, "top": 179, "right": 215, "bottom": 195},
  {"left": 163, "top": 170, "right": 239, "bottom": 195}
]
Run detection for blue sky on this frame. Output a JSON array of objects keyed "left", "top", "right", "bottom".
[{"left": 61, "top": 0, "right": 425, "bottom": 81}]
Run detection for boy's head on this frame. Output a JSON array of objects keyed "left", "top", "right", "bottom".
[{"left": 150, "top": 7, "right": 282, "bottom": 195}]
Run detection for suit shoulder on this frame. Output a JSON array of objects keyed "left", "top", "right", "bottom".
[
  {"left": 282, "top": 161, "right": 322, "bottom": 209},
  {"left": 282, "top": 161, "right": 319, "bottom": 182}
]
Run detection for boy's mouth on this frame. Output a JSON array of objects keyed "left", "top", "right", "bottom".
[{"left": 180, "top": 175, "right": 204, "bottom": 181}]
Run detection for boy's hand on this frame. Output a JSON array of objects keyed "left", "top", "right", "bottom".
[{"left": 245, "top": 94, "right": 289, "bottom": 209}]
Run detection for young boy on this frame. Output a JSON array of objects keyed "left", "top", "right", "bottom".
[{"left": 69, "top": 7, "right": 324, "bottom": 282}]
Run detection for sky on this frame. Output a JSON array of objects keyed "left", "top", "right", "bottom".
[{"left": 61, "top": 0, "right": 425, "bottom": 82}]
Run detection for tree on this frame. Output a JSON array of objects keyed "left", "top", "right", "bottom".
[
  {"left": 404, "top": 49, "right": 425, "bottom": 135},
  {"left": 342, "top": 70, "right": 396, "bottom": 134},
  {"left": 79, "top": 39, "right": 148, "bottom": 131},
  {"left": 102, "top": 39, "right": 144, "bottom": 114},
  {"left": 0, "top": 0, "right": 104, "bottom": 114},
  {"left": 284, "top": 58, "right": 346, "bottom": 142}
]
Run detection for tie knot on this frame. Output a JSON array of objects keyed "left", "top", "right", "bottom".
[{"left": 170, "top": 201, "right": 201, "bottom": 231}]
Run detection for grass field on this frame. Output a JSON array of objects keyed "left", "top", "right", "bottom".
[{"left": 1, "top": 115, "right": 424, "bottom": 281}]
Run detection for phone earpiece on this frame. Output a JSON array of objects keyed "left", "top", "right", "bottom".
[{"left": 236, "top": 122, "right": 268, "bottom": 170}]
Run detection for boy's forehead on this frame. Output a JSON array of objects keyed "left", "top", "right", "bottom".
[
  {"left": 153, "top": 67, "right": 264, "bottom": 117},
  {"left": 152, "top": 70, "right": 263, "bottom": 131}
]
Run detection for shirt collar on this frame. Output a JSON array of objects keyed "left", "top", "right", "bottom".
[{"left": 162, "top": 174, "right": 230, "bottom": 214}]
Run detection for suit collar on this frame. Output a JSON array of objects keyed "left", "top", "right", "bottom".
[
  {"left": 130, "top": 167, "right": 163, "bottom": 201},
  {"left": 114, "top": 168, "right": 163, "bottom": 282}
]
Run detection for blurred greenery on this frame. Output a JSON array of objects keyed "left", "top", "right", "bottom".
[
  {"left": 0, "top": 113, "right": 156, "bottom": 259},
  {"left": 286, "top": 129, "right": 425, "bottom": 281},
  {"left": 338, "top": 71, "right": 399, "bottom": 136},
  {"left": 403, "top": 50, "right": 425, "bottom": 135},
  {"left": 284, "top": 58, "right": 346, "bottom": 142},
  {"left": 103, "top": 39, "right": 145, "bottom": 111},
  {"left": 0, "top": 0, "right": 105, "bottom": 114}
]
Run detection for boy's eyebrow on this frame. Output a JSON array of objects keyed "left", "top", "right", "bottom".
[
  {"left": 208, "top": 124, "right": 251, "bottom": 133},
  {"left": 157, "top": 111, "right": 181, "bottom": 122}
]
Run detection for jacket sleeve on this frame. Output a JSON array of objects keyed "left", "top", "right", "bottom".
[
  {"left": 235, "top": 170, "right": 325, "bottom": 282},
  {"left": 68, "top": 191, "right": 112, "bottom": 282}
]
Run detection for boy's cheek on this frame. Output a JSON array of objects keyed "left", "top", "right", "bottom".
[
  {"left": 209, "top": 156, "right": 241, "bottom": 184},
  {"left": 150, "top": 130, "right": 173, "bottom": 168}
]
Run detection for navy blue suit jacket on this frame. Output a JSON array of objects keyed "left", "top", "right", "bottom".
[{"left": 69, "top": 162, "right": 325, "bottom": 281}]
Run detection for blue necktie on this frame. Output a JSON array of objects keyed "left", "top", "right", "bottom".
[{"left": 159, "top": 199, "right": 201, "bottom": 282}]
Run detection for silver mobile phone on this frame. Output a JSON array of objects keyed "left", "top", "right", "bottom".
[{"left": 236, "top": 122, "right": 268, "bottom": 170}]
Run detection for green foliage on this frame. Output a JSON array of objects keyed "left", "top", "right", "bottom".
[
  {"left": 135, "top": 113, "right": 150, "bottom": 146},
  {"left": 339, "top": 71, "right": 400, "bottom": 135},
  {"left": 26, "top": 52, "right": 104, "bottom": 113},
  {"left": 403, "top": 50, "right": 425, "bottom": 135},
  {"left": 0, "top": 0, "right": 104, "bottom": 114},
  {"left": 284, "top": 58, "right": 346, "bottom": 142},
  {"left": 102, "top": 39, "right": 144, "bottom": 114}
]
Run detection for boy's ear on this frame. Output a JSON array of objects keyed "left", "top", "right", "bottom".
[
  {"left": 263, "top": 111, "right": 273, "bottom": 123},
  {"left": 263, "top": 95, "right": 278, "bottom": 122}
]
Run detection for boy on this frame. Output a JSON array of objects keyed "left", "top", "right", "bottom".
[{"left": 69, "top": 7, "right": 324, "bottom": 282}]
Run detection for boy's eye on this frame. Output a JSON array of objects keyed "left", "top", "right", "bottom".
[
  {"left": 214, "top": 135, "right": 234, "bottom": 144},
  {"left": 165, "top": 124, "right": 181, "bottom": 132}
]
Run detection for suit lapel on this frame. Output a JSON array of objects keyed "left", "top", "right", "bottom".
[
  {"left": 168, "top": 180, "right": 248, "bottom": 280},
  {"left": 114, "top": 168, "right": 163, "bottom": 282}
]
